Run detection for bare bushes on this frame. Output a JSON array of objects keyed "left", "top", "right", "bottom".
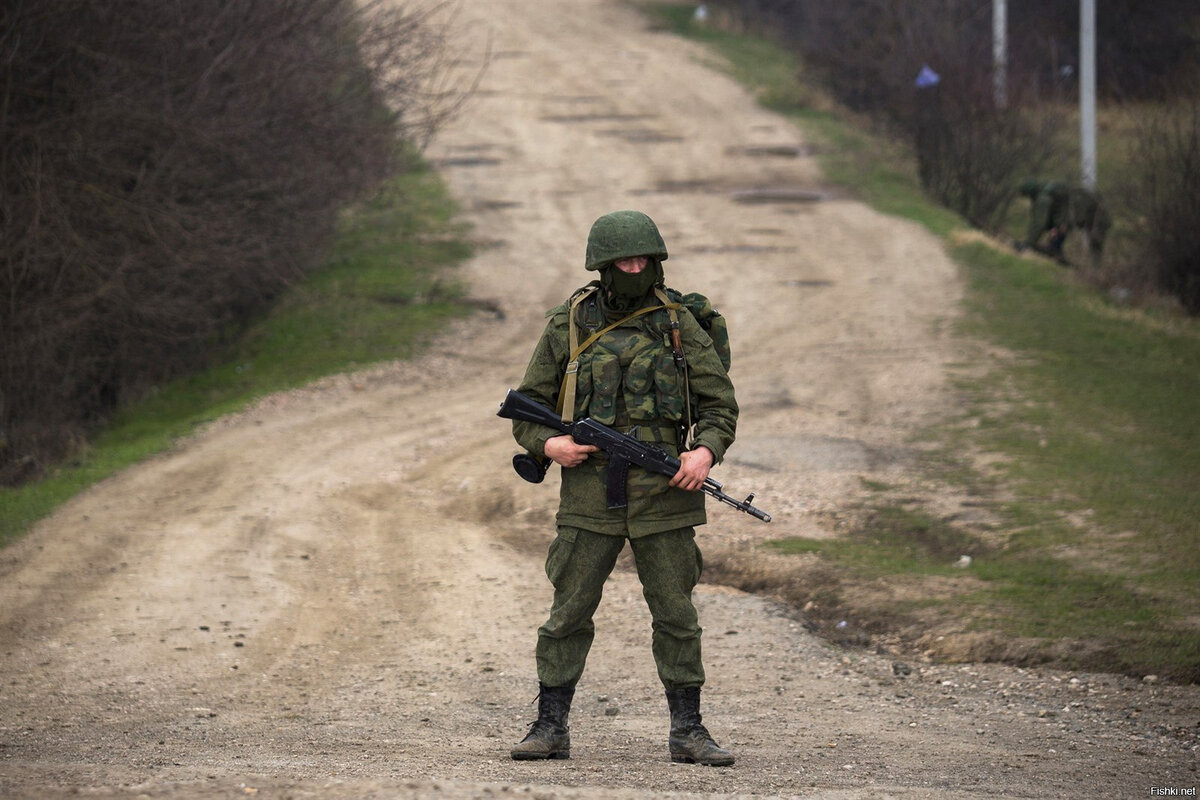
[
  {"left": 0, "top": 0, "right": 454, "bottom": 483},
  {"left": 862, "top": 0, "right": 1064, "bottom": 232},
  {"left": 1123, "top": 101, "right": 1200, "bottom": 313},
  {"left": 707, "top": 1, "right": 1200, "bottom": 310},
  {"left": 912, "top": 73, "right": 1063, "bottom": 233}
]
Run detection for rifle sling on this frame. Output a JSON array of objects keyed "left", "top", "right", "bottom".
[{"left": 653, "top": 287, "right": 693, "bottom": 438}]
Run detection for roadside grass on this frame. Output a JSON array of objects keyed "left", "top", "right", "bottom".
[
  {"left": 768, "top": 507, "right": 989, "bottom": 577},
  {"left": 644, "top": 1, "right": 1200, "bottom": 680},
  {"left": 0, "top": 157, "right": 473, "bottom": 548}
]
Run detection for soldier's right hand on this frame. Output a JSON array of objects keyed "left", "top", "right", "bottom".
[{"left": 544, "top": 435, "right": 599, "bottom": 468}]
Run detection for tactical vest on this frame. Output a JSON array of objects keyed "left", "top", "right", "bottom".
[{"left": 556, "top": 284, "right": 730, "bottom": 444}]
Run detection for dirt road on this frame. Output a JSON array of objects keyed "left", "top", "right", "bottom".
[{"left": 1, "top": 1, "right": 1196, "bottom": 797}]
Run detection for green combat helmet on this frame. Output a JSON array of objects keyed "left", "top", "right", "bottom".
[{"left": 585, "top": 210, "right": 669, "bottom": 270}]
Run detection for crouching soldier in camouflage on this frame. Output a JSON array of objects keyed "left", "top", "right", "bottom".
[
  {"left": 1018, "top": 178, "right": 1111, "bottom": 267},
  {"left": 509, "top": 210, "right": 738, "bottom": 766}
]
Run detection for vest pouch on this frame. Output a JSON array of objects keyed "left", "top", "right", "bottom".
[
  {"left": 588, "top": 351, "right": 620, "bottom": 425},
  {"left": 572, "top": 354, "right": 594, "bottom": 419},
  {"left": 653, "top": 351, "right": 685, "bottom": 421},
  {"left": 623, "top": 348, "right": 657, "bottom": 421}
]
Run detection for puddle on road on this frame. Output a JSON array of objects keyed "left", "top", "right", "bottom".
[
  {"left": 726, "top": 144, "right": 818, "bottom": 158},
  {"left": 544, "top": 95, "right": 607, "bottom": 104},
  {"left": 631, "top": 182, "right": 829, "bottom": 204},
  {"left": 444, "top": 143, "right": 506, "bottom": 153},
  {"left": 782, "top": 279, "right": 835, "bottom": 288},
  {"left": 731, "top": 187, "right": 827, "bottom": 204},
  {"left": 597, "top": 128, "right": 684, "bottom": 144},
  {"left": 686, "top": 244, "right": 798, "bottom": 255},
  {"left": 472, "top": 199, "right": 522, "bottom": 211},
  {"left": 432, "top": 157, "right": 503, "bottom": 168},
  {"left": 541, "top": 113, "right": 657, "bottom": 124},
  {"left": 629, "top": 179, "right": 720, "bottom": 195}
]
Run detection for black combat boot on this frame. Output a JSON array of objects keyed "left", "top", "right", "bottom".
[
  {"left": 665, "top": 686, "right": 735, "bottom": 766},
  {"left": 510, "top": 684, "right": 574, "bottom": 760}
]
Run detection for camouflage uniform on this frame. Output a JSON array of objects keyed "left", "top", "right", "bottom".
[
  {"left": 1020, "top": 179, "right": 1111, "bottom": 264},
  {"left": 513, "top": 284, "right": 737, "bottom": 542},
  {"left": 510, "top": 210, "right": 738, "bottom": 766}
]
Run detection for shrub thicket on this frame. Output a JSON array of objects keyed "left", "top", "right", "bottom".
[
  {"left": 705, "top": 0, "right": 1199, "bottom": 307},
  {"left": 1126, "top": 100, "right": 1200, "bottom": 313},
  {"left": 0, "top": 0, "right": 453, "bottom": 483},
  {"left": 710, "top": 0, "right": 1198, "bottom": 105}
]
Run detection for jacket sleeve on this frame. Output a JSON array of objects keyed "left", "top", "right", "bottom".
[
  {"left": 1027, "top": 192, "right": 1052, "bottom": 245},
  {"left": 512, "top": 310, "right": 569, "bottom": 457},
  {"left": 679, "top": 310, "right": 738, "bottom": 463}
]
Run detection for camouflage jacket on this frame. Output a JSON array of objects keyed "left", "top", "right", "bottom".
[
  {"left": 513, "top": 285, "right": 738, "bottom": 537},
  {"left": 1025, "top": 181, "right": 1071, "bottom": 245},
  {"left": 1026, "top": 182, "right": 1106, "bottom": 242}
]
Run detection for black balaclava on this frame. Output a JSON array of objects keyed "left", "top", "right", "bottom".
[{"left": 600, "top": 257, "right": 664, "bottom": 314}]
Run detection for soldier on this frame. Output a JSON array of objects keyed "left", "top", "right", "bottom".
[
  {"left": 509, "top": 210, "right": 738, "bottom": 766},
  {"left": 1018, "top": 178, "right": 1111, "bottom": 266}
]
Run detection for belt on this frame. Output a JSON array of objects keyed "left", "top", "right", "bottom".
[{"left": 614, "top": 423, "right": 681, "bottom": 446}]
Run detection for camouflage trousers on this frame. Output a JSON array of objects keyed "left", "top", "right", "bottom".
[{"left": 536, "top": 525, "right": 705, "bottom": 690}]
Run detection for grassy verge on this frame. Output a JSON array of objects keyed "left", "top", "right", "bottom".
[
  {"left": 0, "top": 156, "right": 473, "bottom": 548},
  {"left": 644, "top": 2, "right": 1200, "bottom": 681}
]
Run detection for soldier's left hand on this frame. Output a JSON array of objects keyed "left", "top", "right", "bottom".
[{"left": 671, "top": 446, "right": 714, "bottom": 491}]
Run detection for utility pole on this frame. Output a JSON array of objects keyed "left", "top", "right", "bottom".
[
  {"left": 1080, "top": 0, "right": 1097, "bottom": 189},
  {"left": 994, "top": 0, "right": 1007, "bottom": 109}
]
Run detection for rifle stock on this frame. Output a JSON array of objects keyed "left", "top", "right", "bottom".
[{"left": 497, "top": 389, "right": 570, "bottom": 434}]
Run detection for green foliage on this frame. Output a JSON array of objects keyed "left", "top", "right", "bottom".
[{"left": 0, "top": 161, "right": 472, "bottom": 547}]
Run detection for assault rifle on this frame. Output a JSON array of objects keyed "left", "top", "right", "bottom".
[{"left": 497, "top": 389, "right": 771, "bottom": 523}]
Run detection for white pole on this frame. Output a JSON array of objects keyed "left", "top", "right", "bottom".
[
  {"left": 1080, "top": 0, "right": 1097, "bottom": 189},
  {"left": 994, "top": 0, "right": 1007, "bottom": 109}
]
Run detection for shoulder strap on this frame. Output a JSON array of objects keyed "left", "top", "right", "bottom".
[
  {"left": 654, "top": 288, "right": 693, "bottom": 437},
  {"left": 569, "top": 304, "right": 665, "bottom": 362},
  {"left": 557, "top": 287, "right": 598, "bottom": 422}
]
